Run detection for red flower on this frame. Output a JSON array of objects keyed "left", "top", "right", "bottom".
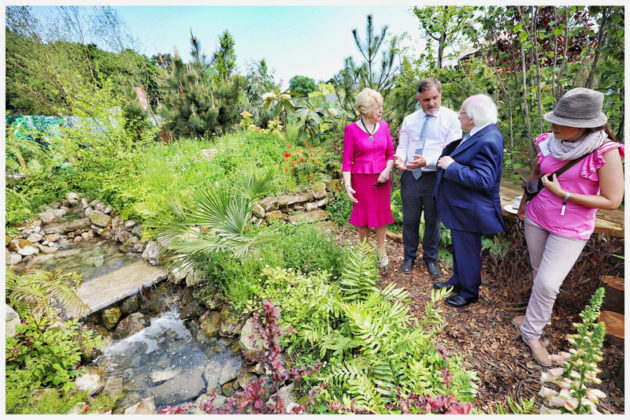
[
  {"left": 284, "top": 153, "right": 292, "bottom": 158},
  {"left": 308, "top": 174, "right": 312, "bottom": 178},
  {"left": 303, "top": 141, "right": 308, "bottom": 146},
  {"left": 288, "top": 145, "right": 293, "bottom": 148},
  {"left": 300, "top": 158, "right": 304, "bottom": 162},
  {"left": 83, "top": 406, "right": 89, "bottom": 413},
  {"left": 310, "top": 145, "right": 315, "bottom": 149}
]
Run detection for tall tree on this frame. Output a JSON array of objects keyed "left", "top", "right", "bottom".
[
  {"left": 351, "top": 14, "right": 397, "bottom": 96},
  {"left": 288, "top": 75, "right": 317, "bottom": 97},
  {"left": 213, "top": 30, "right": 236, "bottom": 81}
]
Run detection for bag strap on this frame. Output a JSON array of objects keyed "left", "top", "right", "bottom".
[{"left": 551, "top": 149, "right": 595, "bottom": 178}]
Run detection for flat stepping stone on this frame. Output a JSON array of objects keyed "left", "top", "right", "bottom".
[{"left": 69, "top": 260, "right": 167, "bottom": 319}]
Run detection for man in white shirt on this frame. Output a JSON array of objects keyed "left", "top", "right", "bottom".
[{"left": 394, "top": 78, "right": 461, "bottom": 277}]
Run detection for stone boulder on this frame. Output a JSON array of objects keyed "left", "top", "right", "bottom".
[
  {"left": 148, "top": 367, "right": 205, "bottom": 407},
  {"left": 124, "top": 396, "right": 157, "bottom": 415},
  {"left": 220, "top": 308, "right": 244, "bottom": 336},
  {"left": 203, "top": 352, "right": 244, "bottom": 391},
  {"left": 264, "top": 210, "right": 286, "bottom": 223},
  {"left": 252, "top": 202, "right": 265, "bottom": 218},
  {"left": 39, "top": 211, "right": 58, "bottom": 224},
  {"left": 287, "top": 210, "right": 327, "bottom": 225},
  {"left": 75, "top": 367, "right": 105, "bottom": 396},
  {"left": 239, "top": 317, "right": 264, "bottom": 355},
  {"left": 113, "top": 312, "right": 148, "bottom": 339},
  {"left": 142, "top": 241, "right": 160, "bottom": 261},
  {"left": 37, "top": 244, "right": 58, "bottom": 254},
  {"left": 89, "top": 211, "right": 111, "bottom": 227},
  {"left": 104, "top": 377, "right": 124, "bottom": 399},
  {"left": 120, "top": 294, "right": 140, "bottom": 315},
  {"left": 26, "top": 232, "right": 43, "bottom": 243},
  {"left": 9, "top": 239, "right": 40, "bottom": 256},
  {"left": 312, "top": 181, "right": 328, "bottom": 199},
  {"left": 7, "top": 252, "right": 22, "bottom": 265},
  {"left": 101, "top": 307, "right": 122, "bottom": 330},
  {"left": 199, "top": 311, "right": 221, "bottom": 338},
  {"left": 258, "top": 197, "right": 279, "bottom": 212},
  {"left": 44, "top": 218, "right": 91, "bottom": 235},
  {"left": 278, "top": 193, "right": 313, "bottom": 207},
  {"left": 6, "top": 304, "right": 20, "bottom": 338}
]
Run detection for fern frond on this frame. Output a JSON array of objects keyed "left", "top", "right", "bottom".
[
  {"left": 240, "top": 170, "right": 274, "bottom": 201},
  {"left": 339, "top": 241, "right": 379, "bottom": 302}
]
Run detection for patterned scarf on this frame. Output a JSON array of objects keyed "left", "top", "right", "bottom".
[{"left": 548, "top": 129, "right": 607, "bottom": 161}]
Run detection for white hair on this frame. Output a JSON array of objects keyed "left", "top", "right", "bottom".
[
  {"left": 465, "top": 94, "right": 498, "bottom": 127},
  {"left": 354, "top": 88, "right": 383, "bottom": 117}
]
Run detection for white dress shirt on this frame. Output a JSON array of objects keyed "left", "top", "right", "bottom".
[{"left": 396, "top": 106, "right": 461, "bottom": 171}]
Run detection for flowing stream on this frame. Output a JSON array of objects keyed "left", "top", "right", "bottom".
[{"left": 93, "top": 306, "right": 242, "bottom": 411}]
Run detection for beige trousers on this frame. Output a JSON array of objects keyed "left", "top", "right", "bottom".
[{"left": 520, "top": 214, "right": 588, "bottom": 340}]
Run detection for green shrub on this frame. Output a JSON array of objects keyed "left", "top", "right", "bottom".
[{"left": 326, "top": 192, "right": 353, "bottom": 226}]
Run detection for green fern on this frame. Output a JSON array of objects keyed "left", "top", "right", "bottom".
[
  {"left": 338, "top": 241, "right": 379, "bottom": 302},
  {"left": 5, "top": 269, "right": 89, "bottom": 319}
]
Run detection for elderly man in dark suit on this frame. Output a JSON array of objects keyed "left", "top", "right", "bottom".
[{"left": 433, "top": 94, "right": 505, "bottom": 307}]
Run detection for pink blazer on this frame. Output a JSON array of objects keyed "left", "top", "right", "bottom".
[{"left": 342, "top": 122, "right": 395, "bottom": 174}]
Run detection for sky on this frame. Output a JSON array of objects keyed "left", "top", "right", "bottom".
[{"left": 26, "top": 2, "right": 428, "bottom": 89}]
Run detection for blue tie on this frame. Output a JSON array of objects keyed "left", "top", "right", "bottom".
[
  {"left": 457, "top": 133, "right": 471, "bottom": 148},
  {"left": 412, "top": 114, "right": 434, "bottom": 179}
]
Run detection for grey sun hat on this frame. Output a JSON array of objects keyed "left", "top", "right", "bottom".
[{"left": 543, "top": 88, "right": 608, "bottom": 128}]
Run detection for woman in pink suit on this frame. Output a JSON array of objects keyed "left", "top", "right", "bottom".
[{"left": 342, "top": 88, "right": 395, "bottom": 266}]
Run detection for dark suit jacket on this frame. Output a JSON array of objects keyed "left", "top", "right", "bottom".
[{"left": 434, "top": 124, "right": 505, "bottom": 235}]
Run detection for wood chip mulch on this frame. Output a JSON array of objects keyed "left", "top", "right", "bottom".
[{"left": 332, "top": 226, "right": 624, "bottom": 414}]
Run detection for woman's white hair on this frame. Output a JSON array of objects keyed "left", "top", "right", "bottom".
[
  {"left": 465, "top": 94, "right": 498, "bottom": 127},
  {"left": 354, "top": 88, "right": 383, "bottom": 117}
]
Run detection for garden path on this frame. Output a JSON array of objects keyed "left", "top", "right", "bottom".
[{"left": 332, "top": 226, "right": 624, "bottom": 414}]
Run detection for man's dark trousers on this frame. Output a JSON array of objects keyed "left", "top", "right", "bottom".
[
  {"left": 400, "top": 170, "right": 440, "bottom": 264},
  {"left": 447, "top": 229, "right": 482, "bottom": 300}
]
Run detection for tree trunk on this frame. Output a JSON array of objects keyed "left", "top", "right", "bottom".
[
  {"left": 532, "top": 7, "right": 544, "bottom": 134},
  {"left": 585, "top": 8, "right": 610, "bottom": 89},
  {"left": 517, "top": 7, "right": 535, "bottom": 164}
]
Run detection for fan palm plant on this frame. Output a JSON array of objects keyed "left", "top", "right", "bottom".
[{"left": 154, "top": 171, "right": 279, "bottom": 279}]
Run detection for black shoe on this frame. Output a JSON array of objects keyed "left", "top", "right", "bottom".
[
  {"left": 433, "top": 281, "right": 461, "bottom": 292},
  {"left": 426, "top": 261, "right": 440, "bottom": 278},
  {"left": 445, "top": 294, "right": 478, "bottom": 308},
  {"left": 401, "top": 259, "right": 414, "bottom": 274}
]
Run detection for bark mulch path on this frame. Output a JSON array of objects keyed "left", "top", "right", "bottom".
[{"left": 332, "top": 226, "right": 624, "bottom": 414}]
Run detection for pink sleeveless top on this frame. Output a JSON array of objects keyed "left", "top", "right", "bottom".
[{"left": 525, "top": 133, "right": 624, "bottom": 240}]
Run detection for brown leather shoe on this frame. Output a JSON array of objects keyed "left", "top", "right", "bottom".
[{"left": 522, "top": 337, "right": 552, "bottom": 367}]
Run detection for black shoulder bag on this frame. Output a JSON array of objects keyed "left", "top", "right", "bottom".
[{"left": 523, "top": 152, "right": 592, "bottom": 201}]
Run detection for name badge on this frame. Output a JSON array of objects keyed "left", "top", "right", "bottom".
[{"left": 539, "top": 140, "right": 552, "bottom": 156}]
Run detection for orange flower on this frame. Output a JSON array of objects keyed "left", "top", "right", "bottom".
[
  {"left": 310, "top": 145, "right": 315, "bottom": 149},
  {"left": 288, "top": 145, "right": 293, "bottom": 148},
  {"left": 303, "top": 141, "right": 308, "bottom": 146},
  {"left": 308, "top": 174, "right": 312, "bottom": 178}
]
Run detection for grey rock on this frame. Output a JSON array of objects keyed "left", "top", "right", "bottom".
[
  {"left": 142, "top": 241, "right": 160, "bottom": 261},
  {"left": 103, "top": 206, "right": 112, "bottom": 214},
  {"left": 204, "top": 353, "right": 243, "bottom": 391},
  {"left": 150, "top": 368, "right": 181, "bottom": 384},
  {"left": 124, "top": 219, "right": 136, "bottom": 229},
  {"left": 11, "top": 239, "right": 40, "bottom": 256},
  {"left": 288, "top": 209, "right": 327, "bottom": 225},
  {"left": 131, "top": 224, "right": 143, "bottom": 237},
  {"left": 315, "top": 197, "right": 328, "bottom": 208},
  {"left": 101, "top": 307, "right": 122, "bottom": 330},
  {"left": 52, "top": 208, "right": 67, "bottom": 218},
  {"left": 103, "top": 377, "right": 124, "bottom": 399},
  {"left": 89, "top": 211, "right": 111, "bottom": 227},
  {"left": 186, "top": 269, "right": 203, "bottom": 287},
  {"left": 305, "top": 202, "right": 318, "bottom": 212},
  {"left": 37, "top": 244, "right": 58, "bottom": 254},
  {"left": 133, "top": 242, "right": 147, "bottom": 253},
  {"left": 7, "top": 252, "right": 23, "bottom": 265},
  {"left": 113, "top": 312, "right": 148, "bottom": 339},
  {"left": 75, "top": 368, "right": 105, "bottom": 396},
  {"left": 124, "top": 396, "right": 157, "bottom": 415},
  {"left": 44, "top": 218, "right": 91, "bottom": 235},
  {"left": 220, "top": 309, "right": 244, "bottom": 337},
  {"left": 312, "top": 181, "right": 328, "bottom": 199},
  {"left": 148, "top": 367, "right": 205, "bottom": 407},
  {"left": 264, "top": 210, "right": 286, "bottom": 223},
  {"left": 6, "top": 304, "right": 20, "bottom": 338},
  {"left": 237, "top": 369, "right": 258, "bottom": 388},
  {"left": 120, "top": 294, "right": 140, "bottom": 315},
  {"left": 200, "top": 311, "right": 222, "bottom": 338},
  {"left": 66, "top": 192, "right": 80, "bottom": 201},
  {"left": 259, "top": 197, "right": 279, "bottom": 211},
  {"left": 81, "top": 198, "right": 90, "bottom": 208},
  {"left": 39, "top": 211, "right": 58, "bottom": 224},
  {"left": 26, "top": 232, "right": 43, "bottom": 243},
  {"left": 278, "top": 192, "right": 313, "bottom": 207},
  {"left": 43, "top": 233, "right": 61, "bottom": 242},
  {"left": 252, "top": 202, "right": 265, "bottom": 218},
  {"left": 239, "top": 317, "right": 264, "bottom": 355}
]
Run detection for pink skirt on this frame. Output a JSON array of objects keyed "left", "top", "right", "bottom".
[{"left": 349, "top": 174, "right": 394, "bottom": 228}]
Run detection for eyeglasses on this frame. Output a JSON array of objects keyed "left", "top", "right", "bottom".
[{"left": 458, "top": 111, "right": 468, "bottom": 116}]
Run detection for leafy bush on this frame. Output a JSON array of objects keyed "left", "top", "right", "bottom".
[{"left": 326, "top": 193, "right": 353, "bottom": 226}]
